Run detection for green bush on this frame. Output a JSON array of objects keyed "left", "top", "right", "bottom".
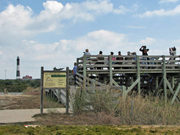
[{"left": 0, "top": 79, "right": 40, "bottom": 92}]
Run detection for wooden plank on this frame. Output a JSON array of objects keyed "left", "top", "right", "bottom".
[
  {"left": 125, "top": 77, "right": 140, "bottom": 94},
  {"left": 76, "top": 72, "right": 107, "bottom": 86},
  {"left": 165, "top": 78, "right": 179, "bottom": 102},
  {"left": 66, "top": 67, "right": 69, "bottom": 114},
  {"left": 163, "top": 56, "right": 167, "bottom": 102},
  {"left": 137, "top": 56, "right": 140, "bottom": 93},
  {"left": 40, "top": 66, "right": 44, "bottom": 114},
  {"left": 171, "top": 83, "right": 180, "bottom": 104},
  {"left": 112, "top": 78, "right": 120, "bottom": 87}
]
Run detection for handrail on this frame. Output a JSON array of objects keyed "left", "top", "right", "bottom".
[{"left": 77, "top": 55, "right": 180, "bottom": 73}]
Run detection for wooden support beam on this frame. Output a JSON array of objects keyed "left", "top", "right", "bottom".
[
  {"left": 163, "top": 56, "right": 167, "bottom": 102},
  {"left": 122, "top": 85, "right": 126, "bottom": 101},
  {"left": 40, "top": 66, "right": 44, "bottom": 114},
  {"left": 109, "top": 55, "right": 113, "bottom": 85},
  {"left": 172, "top": 76, "right": 175, "bottom": 89},
  {"left": 156, "top": 76, "right": 159, "bottom": 90},
  {"left": 148, "top": 76, "right": 150, "bottom": 92},
  {"left": 165, "top": 78, "right": 179, "bottom": 102},
  {"left": 66, "top": 67, "right": 69, "bottom": 114},
  {"left": 171, "top": 83, "right": 180, "bottom": 104},
  {"left": 155, "top": 77, "right": 163, "bottom": 96},
  {"left": 83, "top": 55, "right": 86, "bottom": 89},
  {"left": 76, "top": 58, "right": 79, "bottom": 72},
  {"left": 136, "top": 56, "right": 141, "bottom": 93},
  {"left": 131, "top": 77, "right": 134, "bottom": 85},
  {"left": 125, "top": 77, "right": 140, "bottom": 95},
  {"left": 112, "top": 78, "right": 120, "bottom": 87}
]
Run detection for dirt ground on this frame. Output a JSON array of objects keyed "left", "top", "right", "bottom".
[
  {"left": 0, "top": 87, "right": 112, "bottom": 125},
  {"left": 1, "top": 87, "right": 180, "bottom": 129},
  {"left": 0, "top": 88, "right": 64, "bottom": 110}
]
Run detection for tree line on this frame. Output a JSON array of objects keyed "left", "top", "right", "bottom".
[{"left": 0, "top": 79, "right": 40, "bottom": 92}]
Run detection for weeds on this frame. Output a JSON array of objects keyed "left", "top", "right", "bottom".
[{"left": 71, "top": 85, "right": 180, "bottom": 125}]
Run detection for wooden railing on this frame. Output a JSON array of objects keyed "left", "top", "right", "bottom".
[
  {"left": 75, "top": 72, "right": 123, "bottom": 91},
  {"left": 77, "top": 55, "right": 180, "bottom": 74}
]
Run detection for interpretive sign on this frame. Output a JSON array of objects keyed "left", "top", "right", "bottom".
[
  {"left": 40, "top": 67, "right": 69, "bottom": 114},
  {"left": 43, "top": 72, "right": 66, "bottom": 88}
]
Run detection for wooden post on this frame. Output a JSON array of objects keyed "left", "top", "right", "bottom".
[
  {"left": 148, "top": 76, "right": 150, "bottom": 92},
  {"left": 163, "top": 55, "right": 167, "bottom": 102},
  {"left": 122, "top": 86, "right": 126, "bottom": 101},
  {"left": 109, "top": 55, "right": 112, "bottom": 85},
  {"left": 136, "top": 56, "right": 140, "bottom": 93},
  {"left": 156, "top": 76, "right": 159, "bottom": 90},
  {"left": 131, "top": 77, "right": 134, "bottom": 85},
  {"left": 40, "top": 66, "right": 44, "bottom": 114},
  {"left": 76, "top": 58, "right": 79, "bottom": 73},
  {"left": 83, "top": 55, "right": 86, "bottom": 89},
  {"left": 172, "top": 76, "right": 175, "bottom": 89},
  {"left": 66, "top": 67, "right": 69, "bottom": 114}
]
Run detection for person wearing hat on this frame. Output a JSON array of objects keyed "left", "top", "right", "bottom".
[
  {"left": 139, "top": 46, "right": 149, "bottom": 66},
  {"left": 169, "top": 46, "right": 176, "bottom": 56},
  {"left": 139, "top": 45, "right": 149, "bottom": 56},
  {"left": 169, "top": 46, "right": 176, "bottom": 65}
]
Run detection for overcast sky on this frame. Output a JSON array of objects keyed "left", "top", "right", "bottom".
[{"left": 0, "top": 0, "right": 180, "bottom": 79}]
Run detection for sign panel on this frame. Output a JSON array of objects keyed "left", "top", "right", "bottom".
[{"left": 43, "top": 72, "right": 66, "bottom": 88}]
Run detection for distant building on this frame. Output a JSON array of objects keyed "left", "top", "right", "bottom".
[
  {"left": 16, "top": 56, "right": 20, "bottom": 79},
  {"left": 23, "top": 75, "right": 32, "bottom": 80}
]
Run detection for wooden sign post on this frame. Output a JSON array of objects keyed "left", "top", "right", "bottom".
[{"left": 40, "top": 67, "right": 69, "bottom": 114}]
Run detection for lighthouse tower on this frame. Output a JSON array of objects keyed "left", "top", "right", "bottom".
[{"left": 16, "top": 56, "right": 20, "bottom": 79}]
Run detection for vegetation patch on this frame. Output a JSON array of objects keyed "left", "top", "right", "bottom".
[{"left": 0, "top": 125, "right": 180, "bottom": 135}]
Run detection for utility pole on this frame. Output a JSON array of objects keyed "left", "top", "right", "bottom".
[{"left": 5, "top": 70, "right": 6, "bottom": 80}]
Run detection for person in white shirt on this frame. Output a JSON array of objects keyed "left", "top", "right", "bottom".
[{"left": 84, "top": 49, "right": 91, "bottom": 60}]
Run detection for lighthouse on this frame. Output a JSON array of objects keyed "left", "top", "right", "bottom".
[{"left": 16, "top": 56, "right": 20, "bottom": 79}]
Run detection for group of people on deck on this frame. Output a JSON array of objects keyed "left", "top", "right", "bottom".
[
  {"left": 82, "top": 46, "right": 149, "bottom": 64},
  {"left": 73, "top": 46, "right": 177, "bottom": 82},
  {"left": 82, "top": 45, "right": 177, "bottom": 62}
]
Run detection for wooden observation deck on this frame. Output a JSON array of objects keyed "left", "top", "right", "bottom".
[{"left": 76, "top": 55, "right": 180, "bottom": 104}]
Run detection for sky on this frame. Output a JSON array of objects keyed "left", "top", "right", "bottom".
[{"left": 0, "top": 0, "right": 180, "bottom": 79}]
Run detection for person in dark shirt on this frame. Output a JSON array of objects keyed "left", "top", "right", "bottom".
[
  {"left": 116, "top": 51, "right": 123, "bottom": 64},
  {"left": 139, "top": 45, "right": 149, "bottom": 66},
  {"left": 96, "top": 51, "right": 104, "bottom": 70},
  {"left": 139, "top": 46, "right": 149, "bottom": 55}
]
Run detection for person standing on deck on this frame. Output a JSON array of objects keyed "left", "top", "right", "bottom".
[
  {"left": 131, "top": 52, "right": 137, "bottom": 61},
  {"left": 169, "top": 47, "right": 176, "bottom": 56},
  {"left": 96, "top": 51, "right": 104, "bottom": 69},
  {"left": 84, "top": 49, "right": 91, "bottom": 60},
  {"left": 107, "top": 52, "right": 116, "bottom": 61},
  {"left": 115, "top": 51, "right": 123, "bottom": 69},
  {"left": 169, "top": 47, "right": 176, "bottom": 65},
  {"left": 125, "top": 51, "right": 132, "bottom": 66},
  {"left": 116, "top": 51, "right": 123, "bottom": 61},
  {"left": 139, "top": 45, "right": 149, "bottom": 65},
  {"left": 73, "top": 62, "right": 77, "bottom": 85},
  {"left": 139, "top": 46, "right": 149, "bottom": 56},
  {"left": 107, "top": 52, "right": 115, "bottom": 70}
]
